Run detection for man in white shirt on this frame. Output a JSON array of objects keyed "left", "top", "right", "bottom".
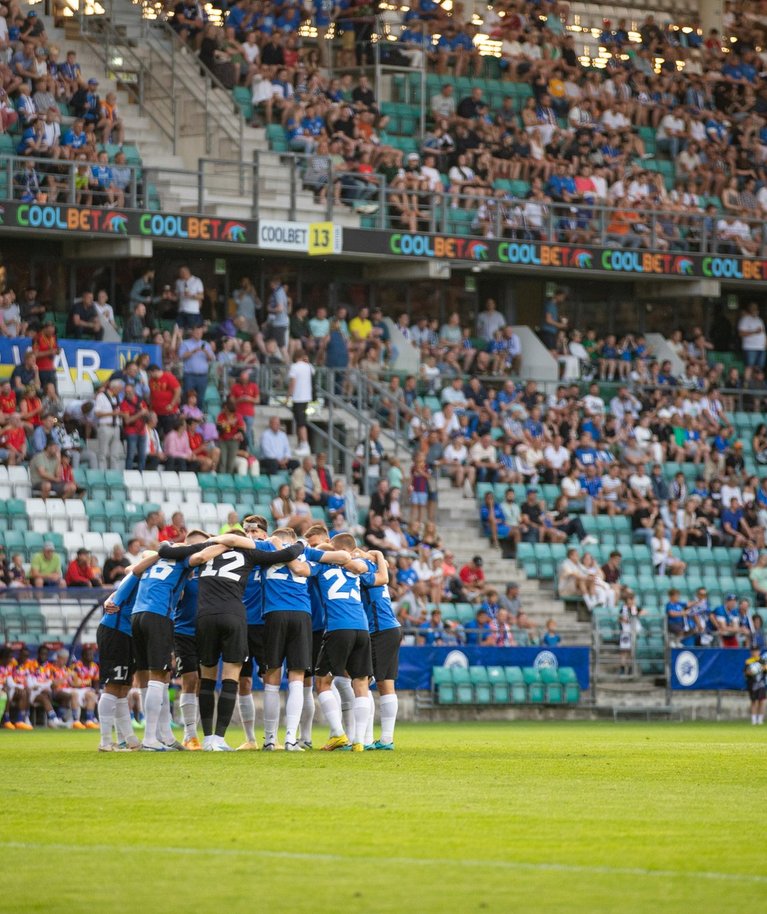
[
  {"left": 94, "top": 377, "right": 124, "bottom": 469},
  {"left": 174, "top": 265, "right": 204, "bottom": 330},
  {"left": 657, "top": 111, "right": 686, "bottom": 158},
  {"left": 610, "top": 387, "right": 641, "bottom": 423},
  {"left": 543, "top": 434, "right": 570, "bottom": 482},
  {"left": 582, "top": 383, "right": 605, "bottom": 417},
  {"left": 738, "top": 302, "right": 766, "bottom": 377},
  {"left": 441, "top": 377, "right": 468, "bottom": 409},
  {"left": 443, "top": 434, "right": 473, "bottom": 493},
  {"left": 287, "top": 349, "right": 315, "bottom": 431},
  {"left": 628, "top": 464, "right": 652, "bottom": 501},
  {"left": 432, "top": 402, "right": 460, "bottom": 441},
  {"left": 259, "top": 415, "right": 296, "bottom": 475}
]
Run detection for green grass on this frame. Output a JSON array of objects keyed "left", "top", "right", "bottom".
[{"left": 1, "top": 721, "right": 766, "bottom": 913}]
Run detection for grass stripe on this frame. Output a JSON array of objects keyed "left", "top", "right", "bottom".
[{"left": 1, "top": 841, "right": 765, "bottom": 885}]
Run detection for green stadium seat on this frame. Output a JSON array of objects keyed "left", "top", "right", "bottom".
[
  {"left": 452, "top": 667, "right": 474, "bottom": 704},
  {"left": 522, "top": 667, "right": 545, "bottom": 703},
  {"left": 469, "top": 666, "right": 491, "bottom": 704},
  {"left": 486, "top": 666, "right": 509, "bottom": 703},
  {"left": 539, "top": 667, "right": 563, "bottom": 703},
  {"left": 432, "top": 667, "right": 454, "bottom": 703}
]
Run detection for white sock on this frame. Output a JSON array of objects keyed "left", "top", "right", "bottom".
[
  {"left": 285, "top": 680, "right": 303, "bottom": 744},
  {"left": 353, "top": 694, "right": 369, "bottom": 746},
  {"left": 300, "top": 686, "right": 315, "bottom": 744},
  {"left": 263, "top": 684, "right": 280, "bottom": 745},
  {"left": 139, "top": 687, "right": 147, "bottom": 718},
  {"left": 379, "top": 693, "right": 398, "bottom": 745},
  {"left": 335, "top": 676, "right": 355, "bottom": 738},
  {"left": 143, "top": 681, "right": 164, "bottom": 746},
  {"left": 97, "top": 692, "right": 117, "bottom": 747},
  {"left": 238, "top": 693, "right": 256, "bottom": 743},
  {"left": 364, "top": 692, "right": 375, "bottom": 745},
  {"left": 753, "top": 714, "right": 758, "bottom": 725},
  {"left": 156, "top": 684, "right": 174, "bottom": 744},
  {"left": 180, "top": 692, "right": 198, "bottom": 741},
  {"left": 115, "top": 698, "right": 136, "bottom": 745},
  {"left": 318, "top": 690, "right": 344, "bottom": 737}
]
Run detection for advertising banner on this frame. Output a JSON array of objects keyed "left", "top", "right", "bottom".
[
  {"left": 342, "top": 228, "right": 767, "bottom": 281},
  {"left": 396, "top": 645, "right": 590, "bottom": 691},
  {"left": 670, "top": 648, "right": 751, "bottom": 691},
  {"left": 0, "top": 337, "right": 161, "bottom": 384}
]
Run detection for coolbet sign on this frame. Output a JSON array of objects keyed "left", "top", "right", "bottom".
[
  {"left": 0, "top": 338, "right": 161, "bottom": 384},
  {"left": 257, "top": 219, "right": 343, "bottom": 255},
  {"left": 0, "top": 202, "right": 254, "bottom": 243},
  {"left": 342, "top": 228, "right": 767, "bottom": 281}
]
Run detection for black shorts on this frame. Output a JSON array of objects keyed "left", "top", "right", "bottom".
[
  {"left": 316, "top": 629, "right": 372, "bottom": 680},
  {"left": 131, "top": 612, "right": 174, "bottom": 672},
  {"left": 371, "top": 627, "right": 402, "bottom": 682},
  {"left": 97, "top": 626, "right": 136, "bottom": 686},
  {"left": 240, "top": 624, "right": 266, "bottom": 680},
  {"left": 197, "top": 612, "right": 248, "bottom": 667},
  {"left": 749, "top": 686, "right": 766, "bottom": 701},
  {"left": 264, "top": 611, "right": 312, "bottom": 672},
  {"left": 174, "top": 633, "right": 199, "bottom": 677},
  {"left": 305, "top": 629, "right": 325, "bottom": 677}
]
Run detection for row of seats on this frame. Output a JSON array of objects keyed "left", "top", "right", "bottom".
[{"left": 432, "top": 665, "right": 581, "bottom": 705}]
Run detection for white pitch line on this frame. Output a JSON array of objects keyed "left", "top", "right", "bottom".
[{"left": 0, "top": 841, "right": 764, "bottom": 885}]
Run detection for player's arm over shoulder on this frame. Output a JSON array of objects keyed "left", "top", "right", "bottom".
[
  {"left": 211, "top": 533, "right": 257, "bottom": 550},
  {"left": 189, "top": 543, "right": 228, "bottom": 567}
]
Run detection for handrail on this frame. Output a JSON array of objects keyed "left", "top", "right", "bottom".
[{"left": 76, "top": 1, "right": 178, "bottom": 153}]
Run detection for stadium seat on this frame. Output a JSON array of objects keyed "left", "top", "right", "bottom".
[
  {"left": 486, "top": 666, "right": 509, "bottom": 703},
  {"left": 539, "top": 667, "right": 563, "bottom": 703},
  {"left": 469, "top": 666, "right": 491, "bottom": 704},
  {"left": 452, "top": 668, "right": 474, "bottom": 704},
  {"left": 432, "top": 667, "right": 454, "bottom": 704},
  {"left": 522, "top": 668, "right": 545, "bottom": 703},
  {"left": 557, "top": 668, "right": 580, "bottom": 704}
]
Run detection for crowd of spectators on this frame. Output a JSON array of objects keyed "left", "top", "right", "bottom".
[
  {"left": 0, "top": 642, "right": 99, "bottom": 729},
  {"left": 0, "top": 0, "right": 132, "bottom": 206},
  {"left": 170, "top": 0, "right": 767, "bottom": 242}
]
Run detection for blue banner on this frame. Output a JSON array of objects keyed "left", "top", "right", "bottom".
[
  {"left": 671, "top": 647, "right": 750, "bottom": 691},
  {"left": 0, "top": 337, "right": 161, "bottom": 384},
  {"left": 396, "top": 645, "right": 590, "bottom": 691}
]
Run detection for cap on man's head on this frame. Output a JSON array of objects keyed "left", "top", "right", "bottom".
[
  {"left": 43, "top": 541, "right": 54, "bottom": 550},
  {"left": 726, "top": 593, "right": 737, "bottom": 601},
  {"left": 88, "top": 78, "right": 98, "bottom": 85},
  {"left": 472, "top": 555, "right": 483, "bottom": 565}
]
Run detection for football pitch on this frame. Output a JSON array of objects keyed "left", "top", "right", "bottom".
[{"left": 1, "top": 720, "right": 765, "bottom": 914}]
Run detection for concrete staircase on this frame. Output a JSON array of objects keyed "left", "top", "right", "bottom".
[{"left": 55, "top": 4, "right": 362, "bottom": 225}]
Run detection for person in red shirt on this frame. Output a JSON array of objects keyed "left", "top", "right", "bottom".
[
  {"left": 19, "top": 385, "right": 43, "bottom": 429},
  {"left": 120, "top": 382, "right": 150, "bottom": 470},
  {"left": 148, "top": 364, "right": 181, "bottom": 434},
  {"left": 32, "top": 321, "right": 60, "bottom": 392},
  {"left": 459, "top": 555, "right": 486, "bottom": 601},
  {"left": 65, "top": 548, "right": 104, "bottom": 587},
  {"left": 216, "top": 396, "right": 245, "bottom": 475},
  {"left": 187, "top": 415, "right": 219, "bottom": 472},
  {"left": 229, "top": 368, "right": 259, "bottom": 451},
  {"left": 159, "top": 510, "right": 187, "bottom": 543},
  {"left": 0, "top": 381, "right": 18, "bottom": 416},
  {"left": 0, "top": 414, "right": 27, "bottom": 464}
]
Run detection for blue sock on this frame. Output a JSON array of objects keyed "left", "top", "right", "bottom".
[{"left": 85, "top": 710, "right": 95, "bottom": 721}]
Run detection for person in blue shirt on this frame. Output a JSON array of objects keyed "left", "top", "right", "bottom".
[
  {"left": 307, "top": 532, "right": 372, "bottom": 751},
  {"left": 395, "top": 553, "right": 419, "bottom": 590},
  {"left": 173, "top": 564, "right": 201, "bottom": 749},
  {"left": 464, "top": 608, "right": 494, "bottom": 646},
  {"left": 710, "top": 594, "right": 740, "bottom": 648},
  {"left": 260, "top": 526, "right": 352, "bottom": 751},
  {"left": 665, "top": 588, "right": 692, "bottom": 643},
  {"left": 97, "top": 551, "right": 159, "bottom": 751},
  {"left": 131, "top": 531, "right": 210, "bottom": 751},
  {"left": 541, "top": 619, "right": 561, "bottom": 647},
  {"left": 358, "top": 547, "right": 401, "bottom": 749}
]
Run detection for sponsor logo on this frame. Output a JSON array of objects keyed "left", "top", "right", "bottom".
[
  {"left": 533, "top": 650, "right": 558, "bottom": 671},
  {"left": 102, "top": 212, "right": 128, "bottom": 234},
  {"left": 443, "top": 650, "right": 469, "bottom": 670},
  {"left": 674, "top": 650, "right": 699, "bottom": 687}
]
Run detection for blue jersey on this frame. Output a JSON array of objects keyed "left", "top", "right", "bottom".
[
  {"left": 359, "top": 559, "right": 400, "bottom": 633},
  {"left": 316, "top": 565, "right": 368, "bottom": 632},
  {"left": 132, "top": 556, "right": 192, "bottom": 618},
  {"left": 174, "top": 569, "right": 199, "bottom": 636},
  {"left": 99, "top": 571, "right": 138, "bottom": 637},
  {"left": 262, "top": 545, "right": 324, "bottom": 615},
  {"left": 244, "top": 540, "right": 275, "bottom": 626},
  {"left": 308, "top": 576, "right": 326, "bottom": 632}
]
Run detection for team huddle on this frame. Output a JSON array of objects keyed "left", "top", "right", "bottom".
[{"left": 97, "top": 516, "right": 401, "bottom": 752}]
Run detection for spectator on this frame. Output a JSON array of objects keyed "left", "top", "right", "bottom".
[
  {"left": 259, "top": 415, "right": 297, "bottom": 476},
  {"left": 133, "top": 510, "right": 163, "bottom": 548},
  {"left": 66, "top": 291, "right": 102, "bottom": 340},
  {"left": 287, "top": 349, "right": 314, "bottom": 431},
  {"left": 738, "top": 303, "right": 766, "bottom": 380},
  {"left": 458, "top": 554, "right": 485, "bottom": 601},
  {"left": 216, "top": 397, "right": 245, "bottom": 475},
  {"left": 102, "top": 544, "right": 129, "bottom": 584},
  {"left": 65, "top": 548, "right": 103, "bottom": 587},
  {"left": 174, "top": 265, "right": 204, "bottom": 329},
  {"left": 148, "top": 364, "right": 181, "bottom": 435},
  {"left": 120, "top": 382, "right": 150, "bottom": 471},
  {"left": 178, "top": 325, "right": 214, "bottom": 405},
  {"left": 30, "top": 437, "right": 76, "bottom": 498},
  {"left": 93, "top": 378, "right": 123, "bottom": 470},
  {"left": 29, "top": 542, "right": 65, "bottom": 588}
]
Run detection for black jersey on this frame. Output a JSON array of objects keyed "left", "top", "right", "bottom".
[{"left": 196, "top": 544, "right": 302, "bottom": 617}]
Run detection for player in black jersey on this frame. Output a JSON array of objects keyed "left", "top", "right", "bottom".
[{"left": 187, "top": 532, "right": 304, "bottom": 751}]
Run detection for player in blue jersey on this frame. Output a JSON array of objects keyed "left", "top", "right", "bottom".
[
  {"left": 314, "top": 532, "right": 373, "bottom": 752},
  {"left": 237, "top": 513, "right": 275, "bottom": 750},
  {"left": 132, "top": 531, "right": 210, "bottom": 751},
  {"left": 97, "top": 551, "right": 159, "bottom": 751},
  {"left": 358, "top": 548, "right": 401, "bottom": 750},
  {"left": 174, "top": 564, "right": 202, "bottom": 750},
  {"left": 301, "top": 522, "right": 335, "bottom": 749},
  {"left": 261, "top": 527, "right": 353, "bottom": 751}
]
